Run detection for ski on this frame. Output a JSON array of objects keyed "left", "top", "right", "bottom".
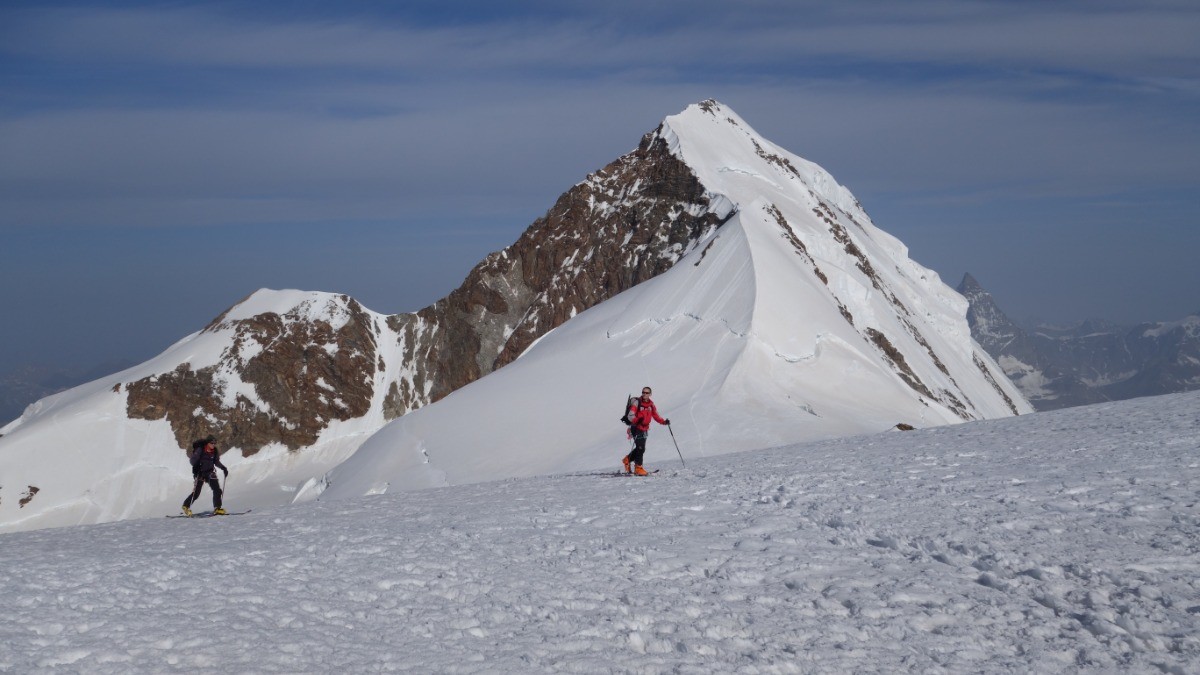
[
  {"left": 166, "top": 509, "right": 251, "bottom": 519},
  {"left": 595, "top": 469, "right": 661, "bottom": 477}
]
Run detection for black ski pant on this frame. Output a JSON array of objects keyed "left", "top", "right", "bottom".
[
  {"left": 629, "top": 428, "right": 648, "bottom": 466},
  {"left": 183, "top": 474, "right": 222, "bottom": 510}
]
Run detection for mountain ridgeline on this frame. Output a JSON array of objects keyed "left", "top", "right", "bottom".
[
  {"left": 124, "top": 124, "right": 732, "bottom": 455},
  {"left": 1, "top": 101, "right": 1028, "bottom": 532},
  {"left": 959, "top": 273, "right": 1200, "bottom": 410}
]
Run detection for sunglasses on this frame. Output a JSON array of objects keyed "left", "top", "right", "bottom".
[{"left": 641, "top": 391, "right": 652, "bottom": 395}]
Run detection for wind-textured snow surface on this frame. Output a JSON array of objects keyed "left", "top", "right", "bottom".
[{"left": 1, "top": 391, "right": 1196, "bottom": 673}]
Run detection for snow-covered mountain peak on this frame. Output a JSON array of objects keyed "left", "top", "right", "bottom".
[
  {"left": 662, "top": 100, "right": 864, "bottom": 221},
  {"left": 323, "top": 136, "right": 1030, "bottom": 498},
  {"left": 1, "top": 102, "right": 1029, "bottom": 532},
  {"left": 208, "top": 288, "right": 367, "bottom": 332}
]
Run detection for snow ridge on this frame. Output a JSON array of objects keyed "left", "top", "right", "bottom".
[{"left": 322, "top": 101, "right": 1030, "bottom": 497}]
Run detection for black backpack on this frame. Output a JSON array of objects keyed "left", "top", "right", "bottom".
[{"left": 189, "top": 436, "right": 216, "bottom": 461}]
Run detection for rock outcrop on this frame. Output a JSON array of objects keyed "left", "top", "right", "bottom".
[
  {"left": 127, "top": 295, "right": 380, "bottom": 453},
  {"left": 125, "top": 125, "right": 731, "bottom": 455}
]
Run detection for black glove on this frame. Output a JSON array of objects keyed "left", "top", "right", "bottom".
[
  {"left": 665, "top": 419, "right": 671, "bottom": 425},
  {"left": 222, "top": 468, "right": 229, "bottom": 477}
]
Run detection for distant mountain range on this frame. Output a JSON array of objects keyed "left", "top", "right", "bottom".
[{"left": 958, "top": 273, "right": 1200, "bottom": 410}]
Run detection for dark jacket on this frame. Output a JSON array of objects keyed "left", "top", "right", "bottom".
[{"left": 191, "top": 446, "right": 228, "bottom": 480}]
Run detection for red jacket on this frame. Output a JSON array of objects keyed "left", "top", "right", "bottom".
[{"left": 628, "top": 398, "right": 667, "bottom": 432}]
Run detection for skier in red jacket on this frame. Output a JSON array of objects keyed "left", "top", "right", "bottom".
[{"left": 622, "top": 386, "right": 670, "bottom": 476}]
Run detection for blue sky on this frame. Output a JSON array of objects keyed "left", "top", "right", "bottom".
[{"left": 2, "top": 0, "right": 1198, "bottom": 375}]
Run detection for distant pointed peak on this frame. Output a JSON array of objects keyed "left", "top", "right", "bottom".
[
  {"left": 958, "top": 274, "right": 1000, "bottom": 313},
  {"left": 957, "top": 273, "right": 984, "bottom": 294}
]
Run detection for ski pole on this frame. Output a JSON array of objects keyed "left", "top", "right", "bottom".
[{"left": 668, "top": 424, "right": 685, "bottom": 468}]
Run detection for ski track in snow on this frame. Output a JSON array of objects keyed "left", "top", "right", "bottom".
[{"left": 1, "top": 392, "right": 1198, "bottom": 673}]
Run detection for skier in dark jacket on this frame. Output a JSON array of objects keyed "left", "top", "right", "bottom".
[
  {"left": 622, "top": 387, "right": 669, "bottom": 476},
  {"left": 182, "top": 435, "right": 228, "bottom": 516}
]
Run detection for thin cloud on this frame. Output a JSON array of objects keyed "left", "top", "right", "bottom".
[
  {"left": 0, "top": 0, "right": 1198, "bottom": 373},
  {"left": 7, "top": 3, "right": 1198, "bottom": 84}
]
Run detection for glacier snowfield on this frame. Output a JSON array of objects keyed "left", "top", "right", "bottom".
[{"left": 2, "top": 391, "right": 1197, "bottom": 673}]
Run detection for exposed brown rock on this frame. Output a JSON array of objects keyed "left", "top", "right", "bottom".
[
  {"left": 811, "top": 198, "right": 979, "bottom": 419},
  {"left": 865, "top": 328, "right": 935, "bottom": 401},
  {"left": 694, "top": 237, "right": 720, "bottom": 267},
  {"left": 128, "top": 297, "right": 380, "bottom": 455},
  {"left": 838, "top": 303, "right": 855, "bottom": 326},
  {"left": 975, "top": 353, "right": 1022, "bottom": 417},
  {"left": 394, "top": 125, "right": 730, "bottom": 412},
  {"left": 19, "top": 486, "right": 39, "bottom": 508},
  {"left": 767, "top": 203, "right": 828, "bottom": 285},
  {"left": 127, "top": 124, "right": 730, "bottom": 455},
  {"left": 751, "top": 139, "right": 805, "bottom": 182}
]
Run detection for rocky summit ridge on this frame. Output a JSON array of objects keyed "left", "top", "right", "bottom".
[{"left": 118, "top": 114, "right": 734, "bottom": 457}]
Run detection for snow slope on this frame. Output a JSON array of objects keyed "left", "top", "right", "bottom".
[
  {"left": 1, "top": 390, "right": 1196, "bottom": 673},
  {"left": 0, "top": 290, "right": 404, "bottom": 532},
  {"left": 322, "top": 102, "right": 1028, "bottom": 499}
]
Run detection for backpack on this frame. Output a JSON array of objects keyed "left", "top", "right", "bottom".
[{"left": 619, "top": 394, "right": 637, "bottom": 426}]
